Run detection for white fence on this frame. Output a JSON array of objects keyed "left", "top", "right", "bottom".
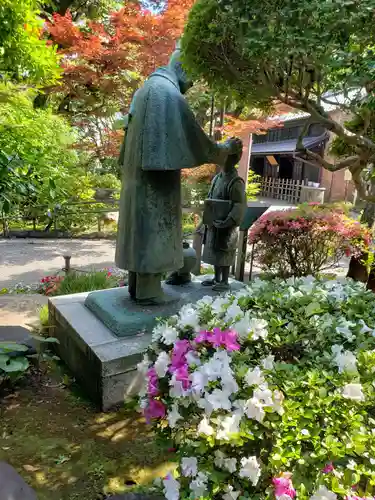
[{"left": 259, "top": 177, "right": 305, "bottom": 204}]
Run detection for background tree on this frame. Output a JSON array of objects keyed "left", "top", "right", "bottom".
[
  {"left": 45, "top": 0, "right": 195, "bottom": 172},
  {"left": 182, "top": 0, "right": 375, "bottom": 206},
  {"left": 0, "top": 0, "right": 60, "bottom": 85}
]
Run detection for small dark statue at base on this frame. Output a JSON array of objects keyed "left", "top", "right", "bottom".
[
  {"left": 165, "top": 241, "right": 197, "bottom": 286},
  {"left": 201, "top": 148, "right": 247, "bottom": 291}
]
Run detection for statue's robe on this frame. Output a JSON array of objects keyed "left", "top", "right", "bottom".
[
  {"left": 202, "top": 169, "right": 246, "bottom": 267},
  {"left": 116, "top": 67, "right": 225, "bottom": 274}
]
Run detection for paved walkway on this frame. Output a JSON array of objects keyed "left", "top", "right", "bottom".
[{"left": 0, "top": 239, "right": 116, "bottom": 290}]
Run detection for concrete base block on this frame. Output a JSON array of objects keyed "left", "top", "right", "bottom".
[{"left": 48, "top": 275, "right": 244, "bottom": 410}]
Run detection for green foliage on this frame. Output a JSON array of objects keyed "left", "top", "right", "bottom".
[
  {"left": 247, "top": 170, "right": 260, "bottom": 201},
  {"left": 0, "top": 336, "right": 58, "bottom": 387},
  {"left": 52, "top": 271, "right": 118, "bottom": 296},
  {"left": 141, "top": 277, "right": 375, "bottom": 500},
  {"left": 0, "top": 83, "right": 94, "bottom": 217},
  {"left": 0, "top": 0, "right": 60, "bottom": 85},
  {"left": 90, "top": 173, "right": 121, "bottom": 190},
  {"left": 182, "top": 0, "right": 375, "bottom": 107}
]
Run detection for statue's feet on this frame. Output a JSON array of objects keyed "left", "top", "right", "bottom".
[
  {"left": 201, "top": 279, "right": 217, "bottom": 287},
  {"left": 212, "top": 282, "right": 230, "bottom": 292}
]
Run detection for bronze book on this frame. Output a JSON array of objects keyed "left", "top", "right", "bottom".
[{"left": 203, "top": 199, "right": 232, "bottom": 226}]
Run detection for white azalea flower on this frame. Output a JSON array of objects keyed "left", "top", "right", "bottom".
[
  {"left": 214, "top": 450, "right": 226, "bottom": 468},
  {"left": 223, "top": 457, "right": 237, "bottom": 473},
  {"left": 197, "top": 295, "right": 214, "bottom": 307},
  {"left": 261, "top": 355, "right": 275, "bottom": 370},
  {"left": 336, "top": 320, "right": 356, "bottom": 341},
  {"left": 245, "top": 397, "right": 265, "bottom": 423},
  {"left": 272, "top": 390, "right": 285, "bottom": 415},
  {"left": 332, "top": 345, "right": 357, "bottom": 374},
  {"left": 190, "top": 370, "right": 208, "bottom": 396},
  {"left": 253, "top": 387, "right": 274, "bottom": 406},
  {"left": 163, "top": 474, "right": 180, "bottom": 500},
  {"left": 244, "top": 366, "right": 265, "bottom": 387},
  {"left": 239, "top": 456, "right": 261, "bottom": 485},
  {"left": 310, "top": 486, "right": 337, "bottom": 500},
  {"left": 216, "top": 413, "right": 242, "bottom": 441},
  {"left": 186, "top": 351, "right": 201, "bottom": 367},
  {"left": 221, "top": 371, "right": 239, "bottom": 394},
  {"left": 278, "top": 495, "right": 294, "bottom": 500},
  {"left": 167, "top": 403, "right": 182, "bottom": 428},
  {"left": 190, "top": 472, "right": 208, "bottom": 498},
  {"left": 177, "top": 305, "right": 200, "bottom": 331},
  {"left": 211, "top": 296, "right": 228, "bottom": 313},
  {"left": 158, "top": 324, "right": 179, "bottom": 345},
  {"left": 249, "top": 318, "right": 268, "bottom": 340},
  {"left": 205, "top": 388, "right": 232, "bottom": 412},
  {"left": 169, "top": 374, "right": 189, "bottom": 398},
  {"left": 342, "top": 383, "right": 365, "bottom": 401},
  {"left": 154, "top": 351, "right": 170, "bottom": 377},
  {"left": 223, "top": 485, "right": 241, "bottom": 500},
  {"left": 181, "top": 457, "right": 198, "bottom": 477},
  {"left": 197, "top": 416, "right": 214, "bottom": 436},
  {"left": 359, "top": 319, "right": 373, "bottom": 334},
  {"left": 225, "top": 302, "right": 243, "bottom": 322}
]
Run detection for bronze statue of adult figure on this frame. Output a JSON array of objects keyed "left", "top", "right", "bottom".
[{"left": 116, "top": 44, "right": 242, "bottom": 305}]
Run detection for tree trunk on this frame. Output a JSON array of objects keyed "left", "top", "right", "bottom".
[{"left": 347, "top": 200, "right": 375, "bottom": 285}]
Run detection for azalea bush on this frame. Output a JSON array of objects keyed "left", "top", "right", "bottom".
[
  {"left": 249, "top": 204, "right": 372, "bottom": 278},
  {"left": 138, "top": 277, "right": 375, "bottom": 500}
]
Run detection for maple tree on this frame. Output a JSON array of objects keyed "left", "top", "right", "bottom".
[{"left": 46, "top": 0, "right": 195, "bottom": 169}]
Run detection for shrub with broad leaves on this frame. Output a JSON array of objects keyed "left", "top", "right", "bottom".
[
  {"left": 138, "top": 277, "right": 375, "bottom": 500},
  {"left": 248, "top": 204, "right": 371, "bottom": 278}
]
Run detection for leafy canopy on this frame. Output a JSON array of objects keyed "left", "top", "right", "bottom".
[
  {"left": 182, "top": 0, "right": 375, "bottom": 106},
  {"left": 182, "top": 0, "right": 375, "bottom": 199},
  {"left": 0, "top": 0, "right": 60, "bottom": 85}
]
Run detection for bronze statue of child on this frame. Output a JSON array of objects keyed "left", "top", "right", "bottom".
[{"left": 201, "top": 143, "right": 247, "bottom": 291}]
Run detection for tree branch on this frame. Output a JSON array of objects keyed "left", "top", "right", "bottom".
[{"left": 296, "top": 151, "right": 360, "bottom": 172}]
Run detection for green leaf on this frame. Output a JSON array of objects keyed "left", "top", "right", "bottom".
[
  {"left": 0, "top": 341, "right": 29, "bottom": 353},
  {"left": 305, "top": 302, "right": 323, "bottom": 317},
  {"left": 0, "top": 356, "right": 29, "bottom": 373}
]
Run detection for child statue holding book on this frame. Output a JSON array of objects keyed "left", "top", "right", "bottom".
[{"left": 201, "top": 144, "right": 247, "bottom": 291}]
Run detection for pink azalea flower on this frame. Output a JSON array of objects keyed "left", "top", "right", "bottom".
[
  {"left": 174, "top": 363, "right": 191, "bottom": 389},
  {"left": 144, "top": 398, "right": 166, "bottom": 423},
  {"left": 211, "top": 328, "right": 240, "bottom": 351},
  {"left": 170, "top": 340, "right": 192, "bottom": 372},
  {"left": 195, "top": 328, "right": 240, "bottom": 351},
  {"left": 272, "top": 475, "right": 296, "bottom": 499},
  {"left": 322, "top": 462, "right": 334, "bottom": 473},
  {"left": 147, "top": 367, "right": 159, "bottom": 397}
]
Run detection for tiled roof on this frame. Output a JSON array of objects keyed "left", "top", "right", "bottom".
[{"left": 251, "top": 133, "right": 328, "bottom": 155}]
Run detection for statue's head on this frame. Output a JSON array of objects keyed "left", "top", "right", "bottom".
[{"left": 168, "top": 41, "right": 193, "bottom": 94}]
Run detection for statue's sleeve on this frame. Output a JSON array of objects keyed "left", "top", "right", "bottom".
[
  {"left": 227, "top": 178, "right": 247, "bottom": 226},
  {"left": 141, "top": 83, "right": 228, "bottom": 171}
]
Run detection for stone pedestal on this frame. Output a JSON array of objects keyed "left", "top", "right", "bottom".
[{"left": 48, "top": 276, "right": 244, "bottom": 410}]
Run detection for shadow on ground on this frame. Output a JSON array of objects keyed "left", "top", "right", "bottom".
[{"left": 0, "top": 368, "right": 171, "bottom": 500}]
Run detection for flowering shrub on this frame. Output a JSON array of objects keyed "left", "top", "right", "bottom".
[
  {"left": 37, "top": 268, "right": 127, "bottom": 296},
  {"left": 138, "top": 277, "right": 375, "bottom": 500},
  {"left": 249, "top": 204, "right": 371, "bottom": 278}
]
